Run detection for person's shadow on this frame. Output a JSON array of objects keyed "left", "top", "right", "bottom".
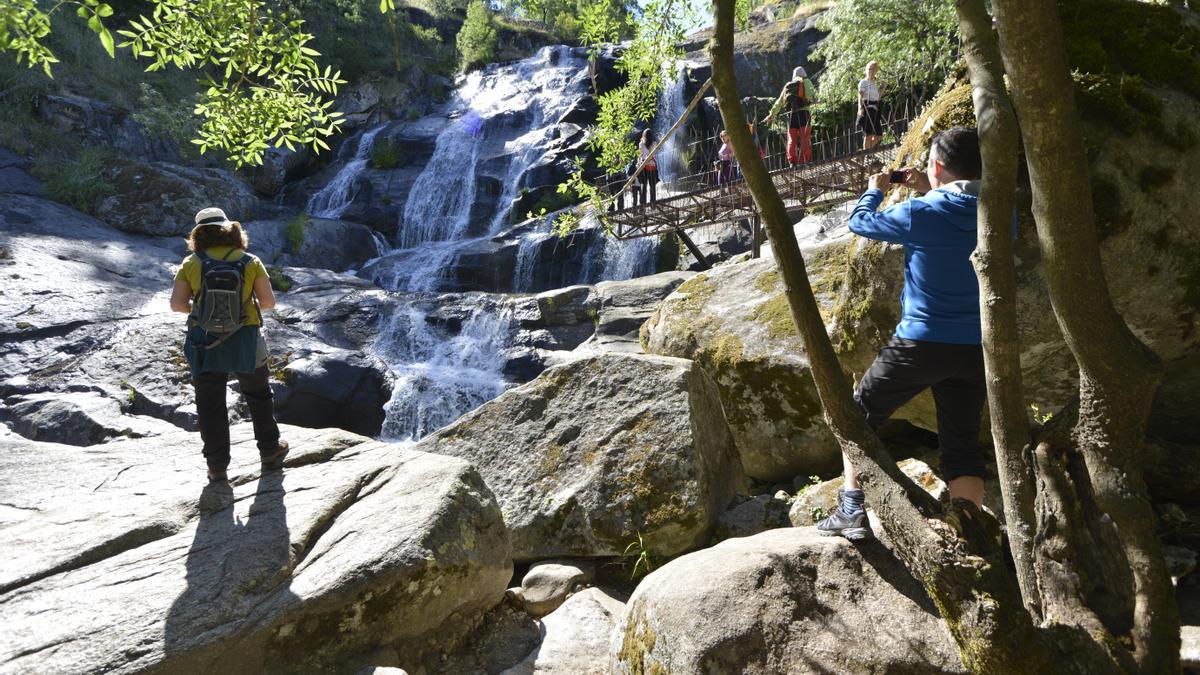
[{"left": 162, "top": 471, "right": 298, "bottom": 670}]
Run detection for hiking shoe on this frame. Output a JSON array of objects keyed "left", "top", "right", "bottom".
[
  {"left": 816, "top": 490, "right": 873, "bottom": 541},
  {"left": 207, "top": 467, "right": 228, "bottom": 483},
  {"left": 260, "top": 440, "right": 289, "bottom": 471}
]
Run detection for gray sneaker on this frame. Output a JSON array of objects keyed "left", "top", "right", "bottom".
[{"left": 816, "top": 490, "right": 874, "bottom": 541}]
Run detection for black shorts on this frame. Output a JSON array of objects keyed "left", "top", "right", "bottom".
[
  {"left": 857, "top": 103, "right": 883, "bottom": 136},
  {"left": 854, "top": 336, "right": 988, "bottom": 481}
]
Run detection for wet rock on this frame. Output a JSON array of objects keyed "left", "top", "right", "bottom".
[
  {"left": 95, "top": 158, "right": 263, "bottom": 237},
  {"left": 612, "top": 528, "right": 966, "bottom": 674},
  {"left": 513, "top": 560, "right": 595, "bottom": 618},
  {"left": 504, "top": 588, "right": 626, "bottom": 675},
  {"left": 419, "top": 353, "right": 746, "bottom": 561},
  {"left": 0, "top": 424, "right": 512, "bottom": 673},
  {"left": 273, "top": 351, "right": 394, "bottom": 438}
]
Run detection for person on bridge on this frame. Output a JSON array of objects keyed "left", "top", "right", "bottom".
[
  {"left": 857, "top": 61, "right": 884, "bottom": 150},
  {"left": 816, "top": 127, "right": 987, "bottom": 541},
  {"left": 763, "top": 66, "right": 817, "bottom": 166},
  {"left": 715, "top": 129, "right": 735, "bottom": 187},
  {"left": 636, "top": 128, "right": 659, "bottom": 205}
]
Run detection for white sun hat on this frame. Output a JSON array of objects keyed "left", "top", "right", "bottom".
[{"left": 194, "top": 207, "right": 232, "bottom": 227}]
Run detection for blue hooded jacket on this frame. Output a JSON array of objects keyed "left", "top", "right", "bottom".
[{"left": 848, "top": 183, "right": 981, "bottom": 345}]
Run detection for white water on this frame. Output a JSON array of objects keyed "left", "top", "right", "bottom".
[
  {"left": 653, "top": 65, "right": 691, "bottom": 183},
  {"left": 306, "top": 125, "right": 386, "bottom": 219},
  {"left": 373, "top": 301, "right": 514, "bottom": 441}
]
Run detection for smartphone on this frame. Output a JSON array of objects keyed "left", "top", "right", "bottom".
[{"left": 889, "top": 169, "right": 908, "bottom": 183}]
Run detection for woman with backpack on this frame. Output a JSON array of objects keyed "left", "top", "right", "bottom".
[
  {"left": 763, "top": 66, "right": 818, "bottom": 166},
  {"left": 169, "top": 207, "right": 288, "bottom": 483}
]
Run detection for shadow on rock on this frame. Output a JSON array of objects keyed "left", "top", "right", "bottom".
[{"left": 162, "top": 472, "right": 298, "bottom": 667}]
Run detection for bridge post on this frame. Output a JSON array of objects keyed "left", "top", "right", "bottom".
[
  {"left": 675, "top": 229, "right": 711, "bottom": 271},
  {"left": 751, "top": 214, "right": 761, "bottom": 259}
]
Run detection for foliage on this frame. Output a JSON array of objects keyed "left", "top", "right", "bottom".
[
  {"left": 0, "top": 0, "right": 118, "bottom": 76},
  {"left": 31, "top": 146, "right": 113, "bottom": 212},
  {"left": 457, "top": 0, "right": 497, "bottom": 71},
  {"left": 1, "top": 0, "right": 350, "bottom": 167},
  {"left": 809, "top": 0, "right": 958, "bottom": 123},
  {"left": 370, "top": 137, "right": 401, "bottom": 168},
  {"left": 622, "top": 531, "right": 661, "bottom": 580},
  {"left": 130, "top": 81, "right": 196, "bottom": 150},
  {"left": 285, "top": 212, "right": 308, "bottom": 252},
  {"left": 267, "top": 265, "right": 294, "bottom": 292},
  {"left": 118, "top": 0, "right": 345, "bottom": 167}
]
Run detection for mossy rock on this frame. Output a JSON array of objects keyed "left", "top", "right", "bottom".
[{"left": 642, "top": 221, "right": 905, "bottom": 482}]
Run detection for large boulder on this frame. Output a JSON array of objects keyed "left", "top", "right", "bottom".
[
  {"left": 612, "top": 527, "right": 965, "bottom": 674},
  {"left": 0, "top": 424, "right": 512, "bottom": 674},
  {"left": 504, "top": 588, "right": 626, "bottom": 675},
  {"left": 245, "top": 217, "right": 382, "bottom": 272},
  {"left": 94, "top": 158, "right": 262, "bottom": 237},
  {"left": 0, "top": 148, "right": 44, "bottom": 196},
  {"left": 34, "top": 93, "right": 177, "bottom": 161},
  {"left": 4, "top": 390, "right": 178, "bottom": 445},
  {"left": 418, "top": 353, "right": 747, "bottom": 561},
  {"left": 641, "top": 212, "right": 891, "bottom": 482}
]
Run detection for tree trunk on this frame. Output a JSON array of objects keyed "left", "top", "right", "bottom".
[
  {"left": 990, "top": 1, "right": 1178, "bottom": 671},
  {"left": 951, "top": 0, "right": 1040, "bottom": 619}
]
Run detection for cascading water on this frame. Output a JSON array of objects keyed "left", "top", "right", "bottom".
[
  {"left": 373, "top": 300, "right": 514, "bottom": 441},
  {"left": 653, "top": 65, "right": 691, "bottom": 184},
  {"left": 364, "top": 46, "right": 617, "bottom": 440},
  {"left": 306, "top": 125, "right": 386, "bottom": 219}
]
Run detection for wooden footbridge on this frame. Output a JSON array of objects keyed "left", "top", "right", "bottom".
[{"left": 605, "top": 141, "right": 900, "bottom": 262}]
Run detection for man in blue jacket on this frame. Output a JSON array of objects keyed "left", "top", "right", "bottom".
[{"left": 818, "top": 126, "right": 986, "bottom": 541}]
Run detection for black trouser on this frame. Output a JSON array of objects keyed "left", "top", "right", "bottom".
[
  {"left": 193, "top": 365, "right": 280, "bottom": 471},
  {"left": 854, "top": 336, "right": 988, "bottom": 481},
  {"left": 637, "top": 168, "right": 658, "bottom": 204}
]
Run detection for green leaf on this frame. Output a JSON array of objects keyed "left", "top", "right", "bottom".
[
  {"left": 99, "top": 28, "right": 115, "bottom": 58},
  {"left": 87, "top": 15, "right": 103, "bottom": 34},
  {"left": 97, "top": 4, "right": 114, "bottom": 18}
]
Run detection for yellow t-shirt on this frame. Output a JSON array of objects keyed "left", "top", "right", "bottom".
[{"left": 175, "top": 246, "right": 267, "bottom": 326}]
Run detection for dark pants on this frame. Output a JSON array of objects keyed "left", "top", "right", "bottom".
[
  {"left": 636, "top": 168, "right": 658, "bottom": 204},
  {"left": 855, "top": 336, "right": 988, "bottom": 481},
  {"left": 193, "top": 365, "right": 281, "bottom": 471}
]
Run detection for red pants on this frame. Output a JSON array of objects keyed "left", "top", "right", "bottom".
[{"left": 787, "top": 126, "right": 812, "bottom": 165}]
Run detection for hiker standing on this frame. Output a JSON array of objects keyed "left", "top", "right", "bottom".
[
  {"left": 857, "top": 61, "right": 884, "bottom": 150},
  {"left": 170, "top": 208, "right": 289, "bottom": 483},
  {"left": 763, "top": 66, "right": 817, "bottom": 165},
  {"left": 637, "top": 129, "right": 659, "bottom": 205},
  {"left": 816, "top": 127, "right": 988, "bottom": 540},
  {"left": 715, "top": 129, "right": 736, "bottom": 187}
]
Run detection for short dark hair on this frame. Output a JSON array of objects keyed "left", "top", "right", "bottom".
[{"left": 930, "top": 127, "right": 981, "bottom": 180}]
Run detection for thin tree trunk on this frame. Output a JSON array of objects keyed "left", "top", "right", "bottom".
[
  {"left": 951, "top": 0, "right": 1040, "bottom": 619},
  {"left": 991, "top": 2, "right": 1178, "bottom": 671}
]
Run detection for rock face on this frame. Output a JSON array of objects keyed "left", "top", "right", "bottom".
[
  {"left": 418, "top": 353, "right": 747, "bottom": 561},
  {"left": 4, "top": 390, "right": 178, "bottom": 445},
  {"left": 94, "top": 158, "right": 263, "bottom": 237},
  {"left": 0, "top": 424, "right": 512, "bottom": 674},
  {"left": 641, "top": 213, "right": 884, "bottom": 482},
  {"left": 247, "top": 217, "right": 382, "bottom": 273},
  {"left": 612, "top": 527, "right": 966, "bottom": 674}
]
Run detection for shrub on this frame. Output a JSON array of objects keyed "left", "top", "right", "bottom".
[
  {"left": 457, "top": 0, "right": 498, "bottom": 71},
  {"left": 32, "top": 147, "right": 114, "bottom": 213},
  {"left": 370, "top": 138, "right": 401, "bottom": 169},
  {"left": 285, "top": 213, "right": 308, "bottom": 253}
]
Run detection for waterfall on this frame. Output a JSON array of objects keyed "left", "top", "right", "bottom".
[
  {"left": 374, "top": 299, "right": 514, "bottom": 441},
  {"left": 306, "top": 125, "right": 386, "bottom": 219},
  {"left": 371, "top": 45, "right": 591, "bottom": 294},
  {"left": 600, "top": 236, "right": 658, "bottom": 281},
  {"left": 653, "top": 65, "right": 690, "bottom": 184},
  {"left": 512, "top": 227, "right": 553, "bottom": 292}
]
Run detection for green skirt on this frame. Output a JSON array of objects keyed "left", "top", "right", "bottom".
[{"left": 183, "top": 325, "right": 265, "bottom": 376}]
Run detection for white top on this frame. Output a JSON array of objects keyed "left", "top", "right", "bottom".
[{"left": 858, "top": 78, "right": 881, "bottom": 102}]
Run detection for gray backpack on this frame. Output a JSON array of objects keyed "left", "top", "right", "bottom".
[{"left": 190, "top": 250, "right": 251, "bottom": 348}]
